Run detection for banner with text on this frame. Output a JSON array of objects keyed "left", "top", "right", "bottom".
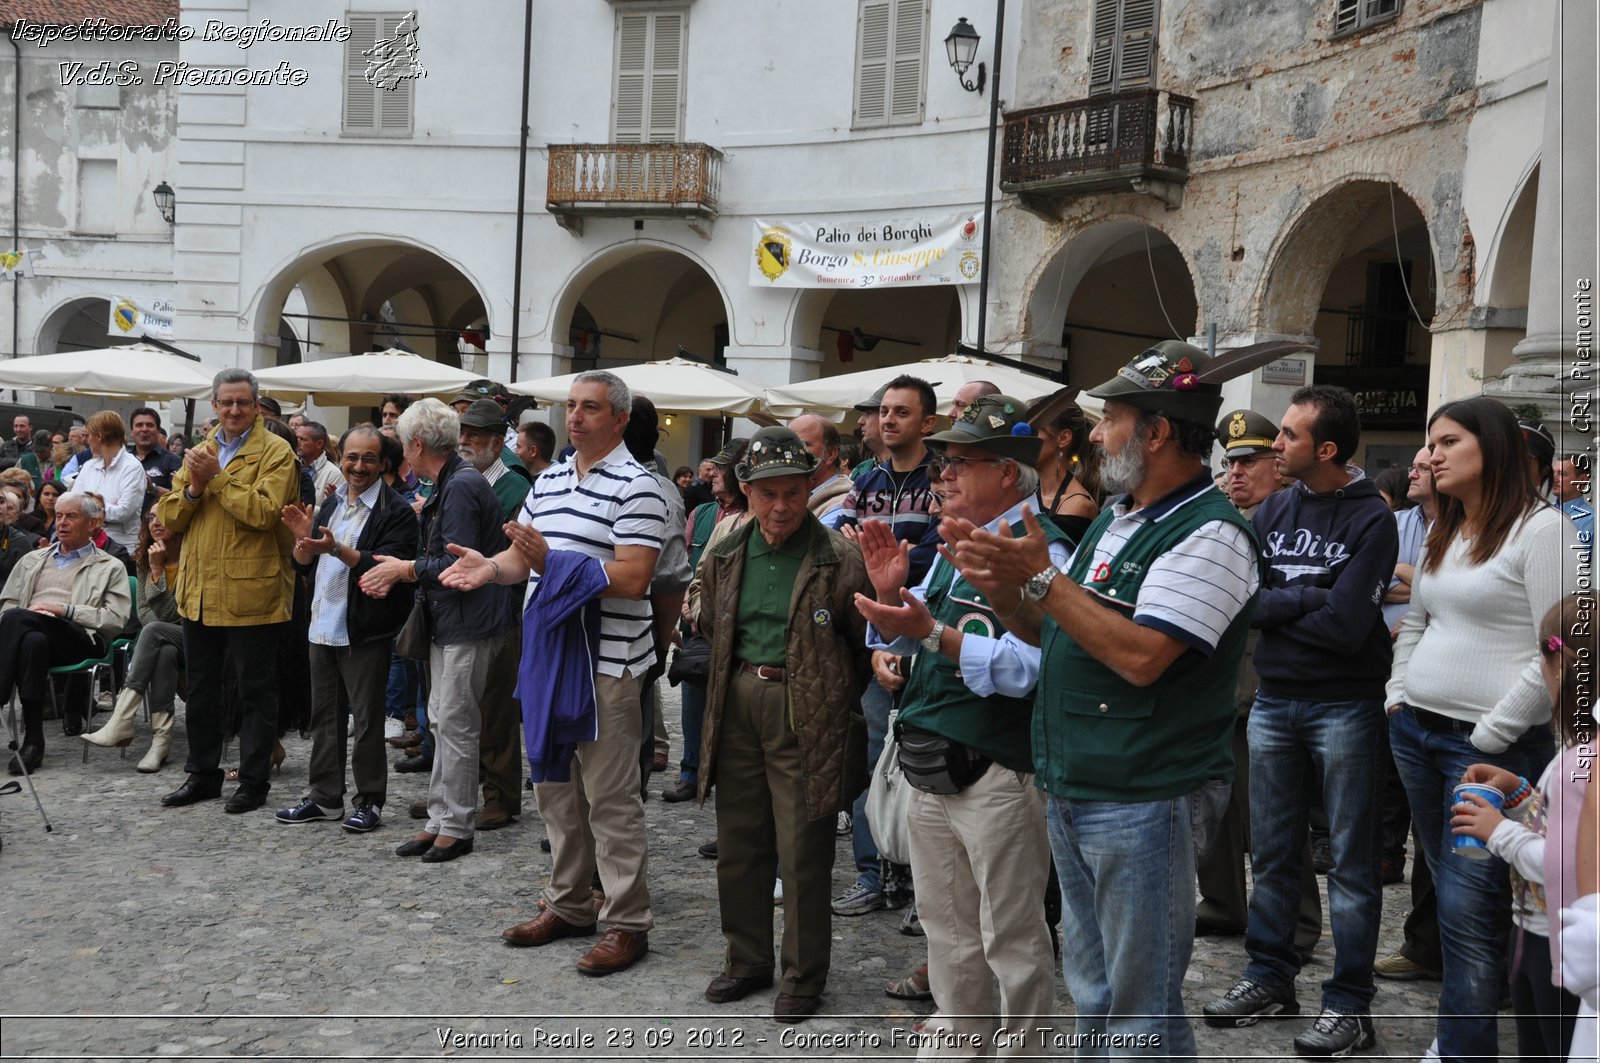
[
  {"left": 750, "top": 214, "right": 983, "bottom": 289},
  {"left": 108, "top": 295, "right": 175, "bottom": 341}
]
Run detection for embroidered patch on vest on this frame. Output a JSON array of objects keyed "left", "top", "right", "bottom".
[
  {"left": 812, "top": 608, "right": 831, "bottom": 627},
  {"left": 1091, "top": 561, "right": 1112, "bottom": 582},
  {"left": 956, "top": 611, "right": 994, "bottom": 638}
]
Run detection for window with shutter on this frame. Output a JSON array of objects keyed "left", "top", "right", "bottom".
[
  {"left": 1333, "top": 0, "right": 1400, "bottom": 37},
  {"left": 1087, "top": 0, "right": 1159, "bottom": 96},
  {"left": 344, "top": 12, "right": 415, "bottom": 137},
  {"left": 612, "top": 9, "right": 685, "bottom": 144},
  {"left": 854, "top": 0, "right": 926, "bottom": 129}
]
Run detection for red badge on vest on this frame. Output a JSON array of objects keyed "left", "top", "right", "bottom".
[{"left": 1091, "top": 561, "right": 1112, "bottom": 583}]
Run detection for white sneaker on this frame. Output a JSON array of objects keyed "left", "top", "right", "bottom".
[
  {"left": 346, "top": 715, "right": 354, "bottom": 737},
  {"left": 773, "top": 879, "right": 784, "bottom": 905},
  {"left": 384, "top": 717, "right": 404, "bottom": 740}
]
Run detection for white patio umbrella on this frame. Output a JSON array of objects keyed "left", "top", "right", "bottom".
[
  {"left": 763, "top": 354, "right": 1064, "bottom": 420},
  {"left": 508, "top": 356, "right": 773, "bottom": 419},
  {"left": 253, "top": 349, "right": 481, "bottom": 405},
  {"left": 0, "top": 343, "right": 214, "bottom": 400}
]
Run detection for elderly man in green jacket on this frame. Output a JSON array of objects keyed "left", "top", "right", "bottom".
[{"left": 695, "top": 426, "right": 872, "bottom": 1024}]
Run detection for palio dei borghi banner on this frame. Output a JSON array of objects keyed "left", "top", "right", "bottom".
[{"left": 750, "top": 214, "right": 983, "bottom": 288}]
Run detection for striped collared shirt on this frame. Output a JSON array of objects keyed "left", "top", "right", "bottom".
[{"left": 520, "top": 441, "right": 667, "bottom": 678}]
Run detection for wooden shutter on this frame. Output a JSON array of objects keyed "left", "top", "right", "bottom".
[
  {"left": 855, "top": 0, "right": 891, "bottom": 125},
  {"left": 1117, "top": 0, "right": 1157, "bottom": 89},
  {"left": 1088, "top": 0, "right": 1159, "bottom": 94},
  {"left": 377, "top": 12, "right": 415, "bottom": 135},
  {"left": 648, "top": 12, "right": 683, "bottom": 141},
  {"left": 1334, "top": 0, "right": 1361, "bottom": 33},
  {"left": 855, "top": 0, "right": 924, "bottom": 128},
  {"left": 888, "top": 0, "right": 924, "bottom": 122},
  {"left": 345, "top": 15, "right": 378, "bottom": 133},
  {"left": 614, "top": 10, "right": 684, "bottom": 144}
]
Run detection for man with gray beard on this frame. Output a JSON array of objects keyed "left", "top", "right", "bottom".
[{"left": 945, "top": 341, "right": 1261, "bottom": 1058}]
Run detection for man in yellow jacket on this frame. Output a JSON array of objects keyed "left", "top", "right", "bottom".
[{"left": 155, "top": 368, "right": 300, "bottom": 814}]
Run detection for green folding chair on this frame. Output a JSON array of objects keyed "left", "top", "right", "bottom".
[{"left": 61, "top": 574, "right": 138, "bottom": 763}]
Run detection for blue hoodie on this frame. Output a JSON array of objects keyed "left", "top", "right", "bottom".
[{"left": 1250, "top": 468, "right": 1399, "bottom": 700}]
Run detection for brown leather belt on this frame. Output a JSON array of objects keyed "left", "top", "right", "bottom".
[{"left": 738, "top": 661, "right": 786, "bottom": 682}]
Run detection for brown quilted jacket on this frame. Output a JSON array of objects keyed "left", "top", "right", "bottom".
[{"left": 695, "top": 514, "right": 872, "bottom": 819}]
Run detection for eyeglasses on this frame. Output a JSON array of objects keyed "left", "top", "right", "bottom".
[
  {"left": 1408, "top": 464, "right": 1433, "bottom": 475},
  {"left": 214, "top": 398, "right": 256, "bottom": 409},
  {"left": 930, "top": 453, "right": 1006, "bottom": 476}
]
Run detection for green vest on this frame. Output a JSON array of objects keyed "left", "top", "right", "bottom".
[
  {"left": 1035, "top": 488, "right": 1258, "bottom": 802},
  {"left": 490, "top": 466, "right": 529, "bottom": 522},
  {"left": 898, "top": 515, "right": 1070, "bottom": 772}
]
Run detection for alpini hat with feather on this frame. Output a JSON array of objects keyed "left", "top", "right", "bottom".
[{"left": 1087, "top": 340, "right": 1224, "bottom": 426}]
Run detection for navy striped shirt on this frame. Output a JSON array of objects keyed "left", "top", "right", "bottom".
[{"left": 520, "top": 442, "right": 667, "bottom": 678}]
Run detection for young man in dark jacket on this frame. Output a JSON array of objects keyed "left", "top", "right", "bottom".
[
  {"left": 273, "top": 426, "right": 417, "bottom": 834},
  {"left": 833, "top": 374, "right": 943, "bottom": 917},
  {"left": 1204, "top": 384, "right": 1398, "bottom": 1059}
]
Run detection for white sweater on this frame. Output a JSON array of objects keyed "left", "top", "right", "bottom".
[{"left": 1385, "top": 505, "right": 1576, "bottom": 753}]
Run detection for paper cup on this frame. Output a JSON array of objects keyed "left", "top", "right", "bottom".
[{"left": 1452, "top": 782, "right": 1505, "bottom": 860}]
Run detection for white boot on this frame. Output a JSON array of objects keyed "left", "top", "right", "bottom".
[
  {"left": 137, "top": 710, "right": 173, "bottom": 773},
  {"left": 81, "top": 687, "right": 143, "bottom": 748}
]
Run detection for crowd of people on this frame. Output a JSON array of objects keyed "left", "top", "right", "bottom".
[{"left": 0, "top": 351, "right": 1594, "bottom": 1060}]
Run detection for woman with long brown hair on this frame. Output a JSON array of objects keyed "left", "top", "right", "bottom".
[
  {"left": 1384, "top": 396, "right": 1578, "bottom": 1061},
  {"left": 1029, "top": 397, "right": 1100, "bottom": 544},
  {"left": 82, "top": 510, "right": 187, "bottom": 771}
]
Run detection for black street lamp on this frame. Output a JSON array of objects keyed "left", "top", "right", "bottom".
[
  {"left": 152, "top": 181, "right": 176, "bottom": 224},
  {"left": 947, "top": 7, "right": 1005, "bottom": 358},
  {"left": 944, "top": 17, "right": 985, "bottom": 94}
]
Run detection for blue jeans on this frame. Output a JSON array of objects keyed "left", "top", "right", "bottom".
[
  {"left": 1048, "top": 792, "right": 1198, "bottom": 1059},
  {"left": 384, "top": 653, "right": 414, "bottom": 720},
  {"left": 1388, "top": 706, "right": 1553, "bottom": 1063},
  {"left": 1244, "top": 694, "right": 1385, "bottom": 1012},
  {"left": 848, "top": 678, "right": 893, "bottom": 892},
  {"left": 678, "top": 677, "right": 705, "bottom": 782}
]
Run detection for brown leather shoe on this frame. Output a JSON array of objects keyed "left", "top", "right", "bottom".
[
  {"left": 773, "top": 991, "right": 820, "bottom": 1023},
  {"left": 705, "top": 974, "right": 773, "bottom": 1004},
  {"left": 575, "top": 928, "right": 648, "bottom": 975},
  {"left": 501, "top": 910, "right": 595, "bottom": 947},
  {"left": 477, "top": 806, "right": 516, "bottom": 831},
  {"left": 650, "top": 751, "right": 668, "bottom": 772},
  {"left": 408, "top": 800, "right": 428, "bottom": 820}
]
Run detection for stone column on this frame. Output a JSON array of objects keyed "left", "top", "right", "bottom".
[{"left": 1485, "top": 0, "right": 1598, "bottom": 456}]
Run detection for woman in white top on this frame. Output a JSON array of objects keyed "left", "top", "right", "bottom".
[
  {"left": 1385, "top": 396, "right": 1577, "bottom": 1062},
  {"left": 67, "top": 410, "right": 149, "bottom": 552}
]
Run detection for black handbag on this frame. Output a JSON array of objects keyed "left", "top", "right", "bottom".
[
  {"left": 394, "top": 592, "right": 430, "bottom": 661},
  {"left": 667, "top": 634, "right": 711, "bottom": 685},
  {"left": 894, "top": 720, "right": 992, "bottom": 795}
]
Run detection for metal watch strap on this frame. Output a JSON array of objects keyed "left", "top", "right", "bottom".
[
  {"left": 921, "top": 619, "right": 946, "bottom": 652},
  {"left": 1025, "top": 564, "right": 1060, "bottom": 602}
]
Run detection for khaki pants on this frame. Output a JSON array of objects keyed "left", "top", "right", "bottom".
[
  {"left": 714, "top": 670, "right": 837, "bottom": 996},
  {"left": 908, "top": 762, "right": 1056, "bottom": 1059},
  {"left": 424, "top": 635, "right": 499, "bottom": 840},
  {"left": 535, "top": 671, "right": 653, "bottom": 932}
]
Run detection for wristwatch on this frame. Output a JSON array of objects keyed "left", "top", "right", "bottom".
[
  {"left": 1023, "top": 564, "right": 1060, "bottom": 603},
  {"left": 921, "top": 620, "right": 946, "bottom": 652}
]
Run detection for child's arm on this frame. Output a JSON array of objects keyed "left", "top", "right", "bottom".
[{"left": 1579, "top": 771, "right": 1598, "bottom": 898}]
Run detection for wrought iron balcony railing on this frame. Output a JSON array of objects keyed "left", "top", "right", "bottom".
[
  {"left": 1000, "top": 89, "right": 1194, "bottom": 207},
  {"left": 546, "top": 142, "right": 722, "bottom": 233}
]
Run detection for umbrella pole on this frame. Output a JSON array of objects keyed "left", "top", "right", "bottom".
[{"left": 183, "top": 398, "right": 195, "bottom": 438}]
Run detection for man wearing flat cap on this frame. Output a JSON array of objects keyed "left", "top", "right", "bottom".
[
  {"left": 1196, "top": 410, "right": 1324, "bottom": 963},
  {"left": 945, "top": 340, "right": 1261, "bottom": 1057},
  {"left": 694, "top": 426, "right": 872, "bottom": 1024},
  {"left": 855, "top": 395, "right": 1070, "bottom": 1056}
]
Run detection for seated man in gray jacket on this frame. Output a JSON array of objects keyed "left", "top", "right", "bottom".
[{"left": 1, "top": 491, "right": 133, "bottom": 775}]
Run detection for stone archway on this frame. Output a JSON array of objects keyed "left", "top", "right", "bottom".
[{"left": 1023, "top": 221, "right": 1199, "bottom": 389}]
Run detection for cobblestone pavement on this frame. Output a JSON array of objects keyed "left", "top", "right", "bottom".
[{"left": 2, "top": 688, "right": 1449, "bottom": 1061}]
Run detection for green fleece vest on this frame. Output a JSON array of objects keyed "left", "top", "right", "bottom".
[
  {"left": 897, "top": 515, "right": 1070, "bottom": 772},
  {"left": 1035, "top": 489, "right": 1258, "bottom": 802}
]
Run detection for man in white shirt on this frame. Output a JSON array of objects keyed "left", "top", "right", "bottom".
[{"left": 296, "top": 421, "right": 344, "bottom": 501}]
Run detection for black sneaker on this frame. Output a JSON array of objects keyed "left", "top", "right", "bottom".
[
  {"left": 1202, "top": 978, "right": 1300, "bottom": 1028},
  {"left": 1293, "top": 1009, "right": 1375, "bottom": 1059},
  {"left": 342, "top": 802, "right": 382, "bottom": 834},
  {"left": 275, "top": 797, "right": 343, "bottom": 824}
]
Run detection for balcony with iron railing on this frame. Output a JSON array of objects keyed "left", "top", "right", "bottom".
[
  {"left": 546, "top": 142, "right": 723, "bottom": 234},
  {"left": 1000, "top": 89, "right": 1194, "bottom": 209}
]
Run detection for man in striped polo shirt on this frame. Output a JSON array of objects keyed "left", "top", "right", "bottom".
[{"left": 442, "top": 370, "right": 666, "bottom": 977}]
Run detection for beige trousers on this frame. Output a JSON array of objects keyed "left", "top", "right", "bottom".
[
  {"left": 908, "top": 762, "right": 1057, "bottom": 1060},
  {"left": 534, "top": 671, "right": 653, "bottom": 932}
]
